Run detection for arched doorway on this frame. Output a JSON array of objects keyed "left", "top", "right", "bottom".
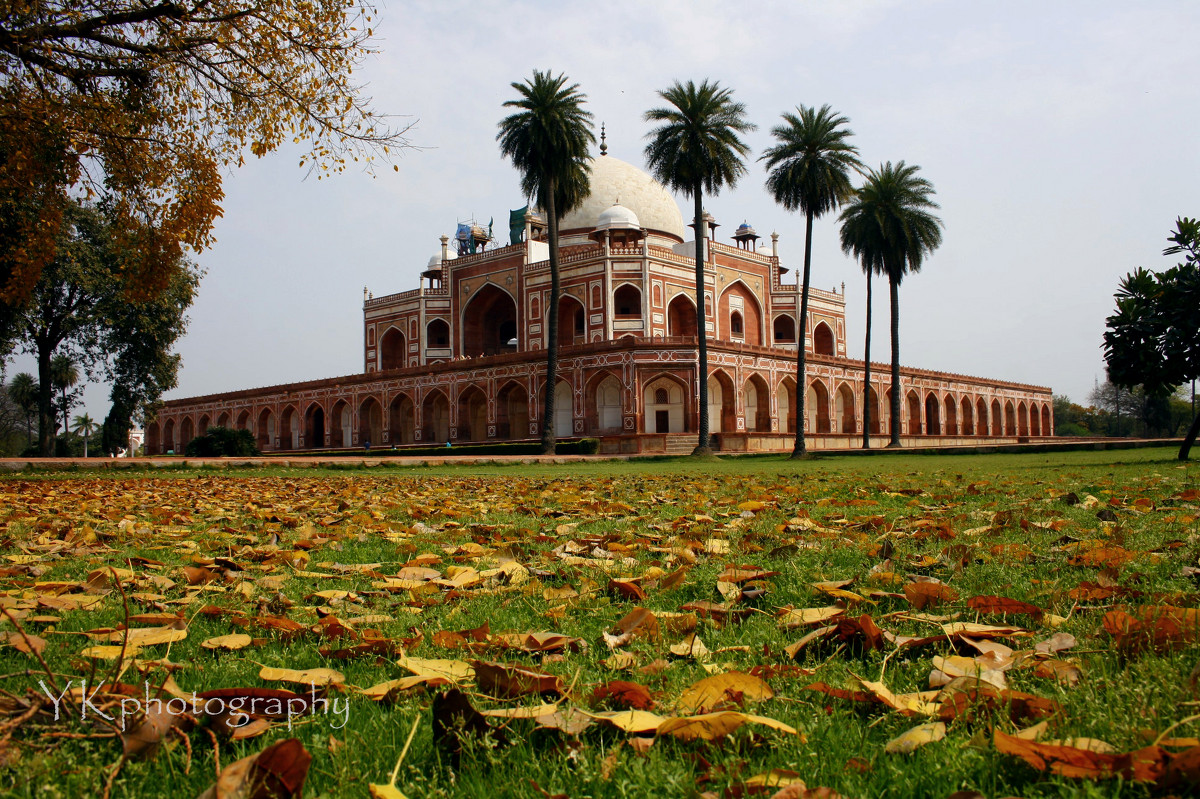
[
  {"left": 813, "top": 322, "right": 835, "bottom": 355},
  {"left": 278, "top": 405, "right": 298, "bottom": 449},
  {"left": 215, "top": 412, "right": 229, "bottom": 429},
  {"left": 835, "top": 382, "right": 856, "bottom": 434},
  {"left": 390, "top": 395, "right": 416, "bottom": 445},
  {"left": 256, "top": 409, "right": 275, "bottom": 451},
  {"left": 923, "top": 393, "right": 940, "bottom": 435},
  {"left": 666, "top": 294, "right": 697, "bottom": 338},
  {"left": 777, "top": 379, "right": 797, "bottom": 434},
  {"left": 593, "top": 376, "right": 622, "bottom": 434},
  {"left": 422, "top": 391, "right": 450, "bottom": 443},
  {"left": 1018, "top": 402, "right": 1029, "bottom": 436},
  {"left": 807, "top": 381, "right": 831, "bottom": 433},
  {"left": 380, "top": 327, "right": 406, "bottom": 371},
  {"left": 553, "top": 381, "right": 573, "bottom": 437},
  {"left": 943, "top": 396, "right": 957, "bottom": 436},
  {"left": 907, "top": 391, "right": 922, "bottom": 435},
  {"left": 613, "top": 284, "right": 641, "bottom": 320},
  {"left": 329, "top": 401, "right": 350, "bottom": 447},
  {"left": 709, "top": 371, "right": 736, "bottom": 433},
  {"left": 718, "top": 282, "right": 763, "bottom": 346},
  {"left": 498, "top": 382, "right": 530, "bottom": 439},
  {"left": 1004, "top": 401, "right": 1016, "bottom": 435},
  {"left": 462, "top": 285, "right": 518, "bottom": 357},
  {"left": 558, "top": 296, "right": 586, "bottom": 348},
  {"left": 305, "top": 403, "right": 325, "bottom": 448},
  {"left": 458, "top": 387, "right": 488, "bottom": 441},
  {"left": 991, "top": 399, "right": 1003, "bottom": 436},
  {"left": 744, "top": 375, "right": 770, "bottom": 431},
  {"left": 426, "top": 319, "right": 450, "bottom": 350},
  {"left": 773, "top": 315, "right": 796, "bottom": 345},
  {"left": 1041, "top": 405, "right": 1052, "bottom": 436},
  {"left": 180, "top": 417, "right": 195, "bottom": 450},
  {"left": 197, "top": 414, "right": 210, "bottom": 436},
  {"left": 235, "top": 410, "right": 250, "bottom": 432},
  {"left": 865, "top": 385, "right": 884, "bottom": 435},
  {"left": 644, "top": 377, "right": 685, "bottom": 433},
  {"left": 358, "top": 397, "right": 383, "bottom": 447},
  {"left": 1030, "top": 403, "right": 1042, "bottom": 436}
]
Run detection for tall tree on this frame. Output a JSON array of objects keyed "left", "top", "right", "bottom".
[
  {"left": 0, "top": 0, "right": 408, "bottom": 337},
  {"left": 50, "top": 353, "right": 79, "bottom": 437},
  {"left": 8, "top": 371, "right": 36, "bottom": 446},
  {"left": 645, "top": 80, "right": 754, "bottom": 455},
  {"left": 1104, "top": 217, "right": 1200, "bottom": 459},
  {"left": 838, "top": 162, "right": 943, "bottom": 447},
  {"left": 9, "top": 201, "right": 201, "bottom": 455},
  {"left": 72, "top": 413, "right": 95, "bottom": 457},
  {"left": 760, "top": 105, "right": 863, "bottom": 457},
  {"left": 497, "top": 70, "right": 595, "bottom": 454}
]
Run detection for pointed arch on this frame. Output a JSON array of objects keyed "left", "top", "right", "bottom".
[
  {"left": 907, "top": 390, "right": 922, "bottom": 435},
  {"left": 666, "top": 293, "right": 697, "bottom": 338},
  {"left": 358, "top": 397, "right": 382, "bottom": 447},
  {"left": 960, "top": 397, "right": 974, "bottom": 435},
  {"left": 866, "top": 384, "right": 885, "bottom": 435},
  {"left": 462, "top": 284, "right": 518, "bottom": 356},
  {"left": 979, "top": 398, "right": 991, "bottom": 436},
  {"left": 379, "top": 326, "right": 406, "bottom": 371},
  {"left": 807, "top": 380, "right": 831, "bottom": 434},
  {"left": 330, "top": 400, "right": 350, "bottom": 447},
  {"left": 180, "top": 417, "right": 195, "bottom": 449},
  {"left": 1004, "top": 400, "right": 1016, "bottom": 436},
  {"left": 422, "top": 390, "right": 450, "bottom": 443},
  {"left": 644, "top": 374, "right": 687, "bottom": 433},
  {"left": 990, "top": 398, "right": 1003, "bottom": 436},
  {"left": 278, "top": 404, "right": 299, "bottom": 449},
  {"left": 457, "top": 386, "right": 488, "bottom": 441},
  {"left": 744, "top": 374, "right": 771, "bottom": 431},
  {"left": 1041, "top": 404, "right": 1052, "bottom": 436},
  {"left": 558, "top": 294, "right": 586, "bottom": 347},
  {"left": 389, "top": 393, "right": 416, "bottom": 445},
  {"left": 777, "top": 377, "right": 797, "bottom": 434},
  {"left": 813, "top": 321, "right": 835, "bottom": 356},
  {"left": 709, "top": 369, "right": 736, "bottom": 433},
  {"left": 304, "top": 401, "right": 325, "bottom": 448},
  {"left": 497, "top": 381, "right": 530, "bottom": 440},
  {"left": 613, "top": 283, "right": 642, "bottom": 319},
  {"left": 215, "top": 411, "right": 229, "bottom": 429},
  {"left": 256, "top": 408, "right": 275, "bottom": 451},
  {"left": 718, "top": 280, "right": 763, "bottom": 346},
  {"left": 197, "top": 414, "right": 209, "bottom": 436},
  {"left": 1017, "top": 401, "right": 1029, "bottom": 436},
  {"left": 923, "top": 392, "right": 941, "bottom": 435},
  {"left": 943, "top": 394, "right": 958, "bottom": 436},
  {"left": 834, "top": 381, "right": 856, "bottom": 434},
  {"left": 588, "top": 372, "right": 623, "bottom": 434},
  {"left": 1030, "top": 402, "right": 1042, "bottom": 436},
  {"left": 772, "top": 314, "right": 796, "bottom": 344},
  {"left": 426, "top": 318, "right": 450, "bottom": 349},
  {"left": 162, "top": 419, "right": 176, "bottom": 454}
]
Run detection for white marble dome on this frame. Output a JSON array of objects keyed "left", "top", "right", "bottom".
[{"left": 560, "top": 156, "right": 685, "bottom": 240}]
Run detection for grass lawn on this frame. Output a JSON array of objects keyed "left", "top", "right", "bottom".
[{"left": 0, "top": 447, "right": 1197, "bottom": 798}]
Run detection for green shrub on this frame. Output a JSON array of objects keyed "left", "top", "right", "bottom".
[{"left": 184, "top": 426, "right": 259, "bottom": 457}]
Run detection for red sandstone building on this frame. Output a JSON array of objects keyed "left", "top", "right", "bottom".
[{"left": 149, "top": 154, "right": 1053, "bottom": 455}]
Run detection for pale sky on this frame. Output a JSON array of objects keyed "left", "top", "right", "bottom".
[{"left": 10, "top": 0, "right": 1200, "bottom": 422}]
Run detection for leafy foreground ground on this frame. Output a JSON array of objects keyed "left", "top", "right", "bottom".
[{"left": 1, "top": 449, "right": 1199, "bottom": 798}]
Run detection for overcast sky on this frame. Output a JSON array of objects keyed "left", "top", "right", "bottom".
[{"left": 10, "top": 0, "right": 1200, "bottom": 421}]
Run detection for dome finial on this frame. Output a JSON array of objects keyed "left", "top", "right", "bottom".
[{"left": 600, "top": 122, "right": 607, "bottom": 156}]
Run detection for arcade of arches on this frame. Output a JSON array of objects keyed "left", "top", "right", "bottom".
[{"left": 150, "top": 356, "right": 1054, "bottom": 454}]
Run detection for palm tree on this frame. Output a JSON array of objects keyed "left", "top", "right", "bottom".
[
  {"left": 8, "top": 373, "right": 38, "bottom": 447},
  {"left": 760, "top": 105, "right": 863, "bottom": 458},
  {"left": 50, "top": 354, "right": 79, "bottom": 439},
  {"left": 838, "top": 162, "right": 943, "bottom": 447},
  {"left": 72, "top": 413, "right": 96, "bottom": 457},
  {"left": 497, "top": 70, "right": 595, "bottom": 454},
  {"left": 644, "top": 80, "right": 754, "bottom": 456}
]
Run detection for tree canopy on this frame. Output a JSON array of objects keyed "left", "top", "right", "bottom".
[
  {"left": 0, "top": 0, "right": 406, "bottom": 319},
  {"left": 1103, "top": 217, "right": 1200, "bottom": 459}
]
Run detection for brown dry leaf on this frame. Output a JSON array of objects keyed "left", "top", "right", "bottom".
[
  {"left": 196, "top": 737, "right": 311, "bottom": 799},
  {"left": 258, "top": 666, "right": 345, "bottom": 686},
  {"left": 3, "top": 631, "right": 46, "bottom": 657},
  {"left": 604, "top": 607, "right": 660, "bottom": 648},
  {"left": 1103, "top": 606, "right": 1200, "bottom": 654},
  {"left": 592, "top": 681, "right": 655, "bottom": 710},
  {"left": 1035, "top": 632, "right": 1078, "bottom": 654},
  {"left": 472, "top": 660, "right": 563, "bottom": 698},
  {"left": 657, "top": 711, "right": 800, "bottom": 742},
  {"left": 905, "top": 581, "right": 960, "bottom": 610},
  {"left": 122, "top": 703, "right": 189, "bottom": 760},
  {"left": 1034, "top": 659, "right": 1083, "bottom": 686},
  {"left": 203, "top": 633, "right": 253, "bottom": 651},
  {"left": 885, "top": 721, "right": 946, "bottom": 754},
  {"left": 993, "top": 728, "right": 1167, "bottom": 781},
  {"left": 675, "top": 671, "right": 773, "bottom": 714},
  {"left": 966, "top": 595, "right": 1043, "bottom": 618},
  {"left": 608, "top": 577, "right": 647, "bottom": 600},
  {"left": 668, "top": 634, "right": 710, "bottom": 661}
]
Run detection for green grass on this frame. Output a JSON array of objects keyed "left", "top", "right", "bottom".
[{"left": 0, "top": 447, "right": 1197, "bottom": 797}]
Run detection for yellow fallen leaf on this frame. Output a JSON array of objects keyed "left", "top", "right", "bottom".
[
  {"left": 778, "top": 606, "right": 845, "bottom": 628},
  {"left": 657, "top": 711, "right": 799, "bottom": 741},
  {"left": 202, "top": 633, "right": 253, "bottom": 651},
  {"left": 885, "top": 721, "right": 946, "bottom": 754},
  {"left": 586, "top": 709, "right": 665, "bottom": 734},
  {"left": 81, "top": 644, "right": 142, "bottom": 659},
  {"left": 107, "top": 626, "right": 187, "bottom": 646},
  {"left": 258, "top": 666, "right": 344, "bottom": 686},
  {"left": 396, "top": 656, "right": 473, "bottom": 683},
  {"left": 676, "top": 671, "right": 773, "bottom": 714}
]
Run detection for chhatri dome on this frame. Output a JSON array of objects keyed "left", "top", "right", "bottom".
[{"left": 560, "top": 155, "right": 686, "bottom": 241}]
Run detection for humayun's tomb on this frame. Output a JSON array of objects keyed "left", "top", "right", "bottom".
[{"left": 148, "top": 151, "right": 1053, "bottom": 455}]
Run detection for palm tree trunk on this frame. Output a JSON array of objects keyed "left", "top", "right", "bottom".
[
  {"left": 888, "top": 275, "right": 902, "bottom": 448},
  {"left": 1179, "top": 409, "right": 1199, "bottom": 461},
  {"left": 791, "top": 210, "right": 815, "bottom": 459},
  {"left": 541, "top": 179, "right": 561, "bottom": 455},
  {"left": 693, "top": 188, "right": 712, "bottom": 456},
  {"left": 37, "top": 347, "right": 55, "bottom": 457},
  {"left": 862, "top": 270, "right": 872, "bottom": 449}
]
